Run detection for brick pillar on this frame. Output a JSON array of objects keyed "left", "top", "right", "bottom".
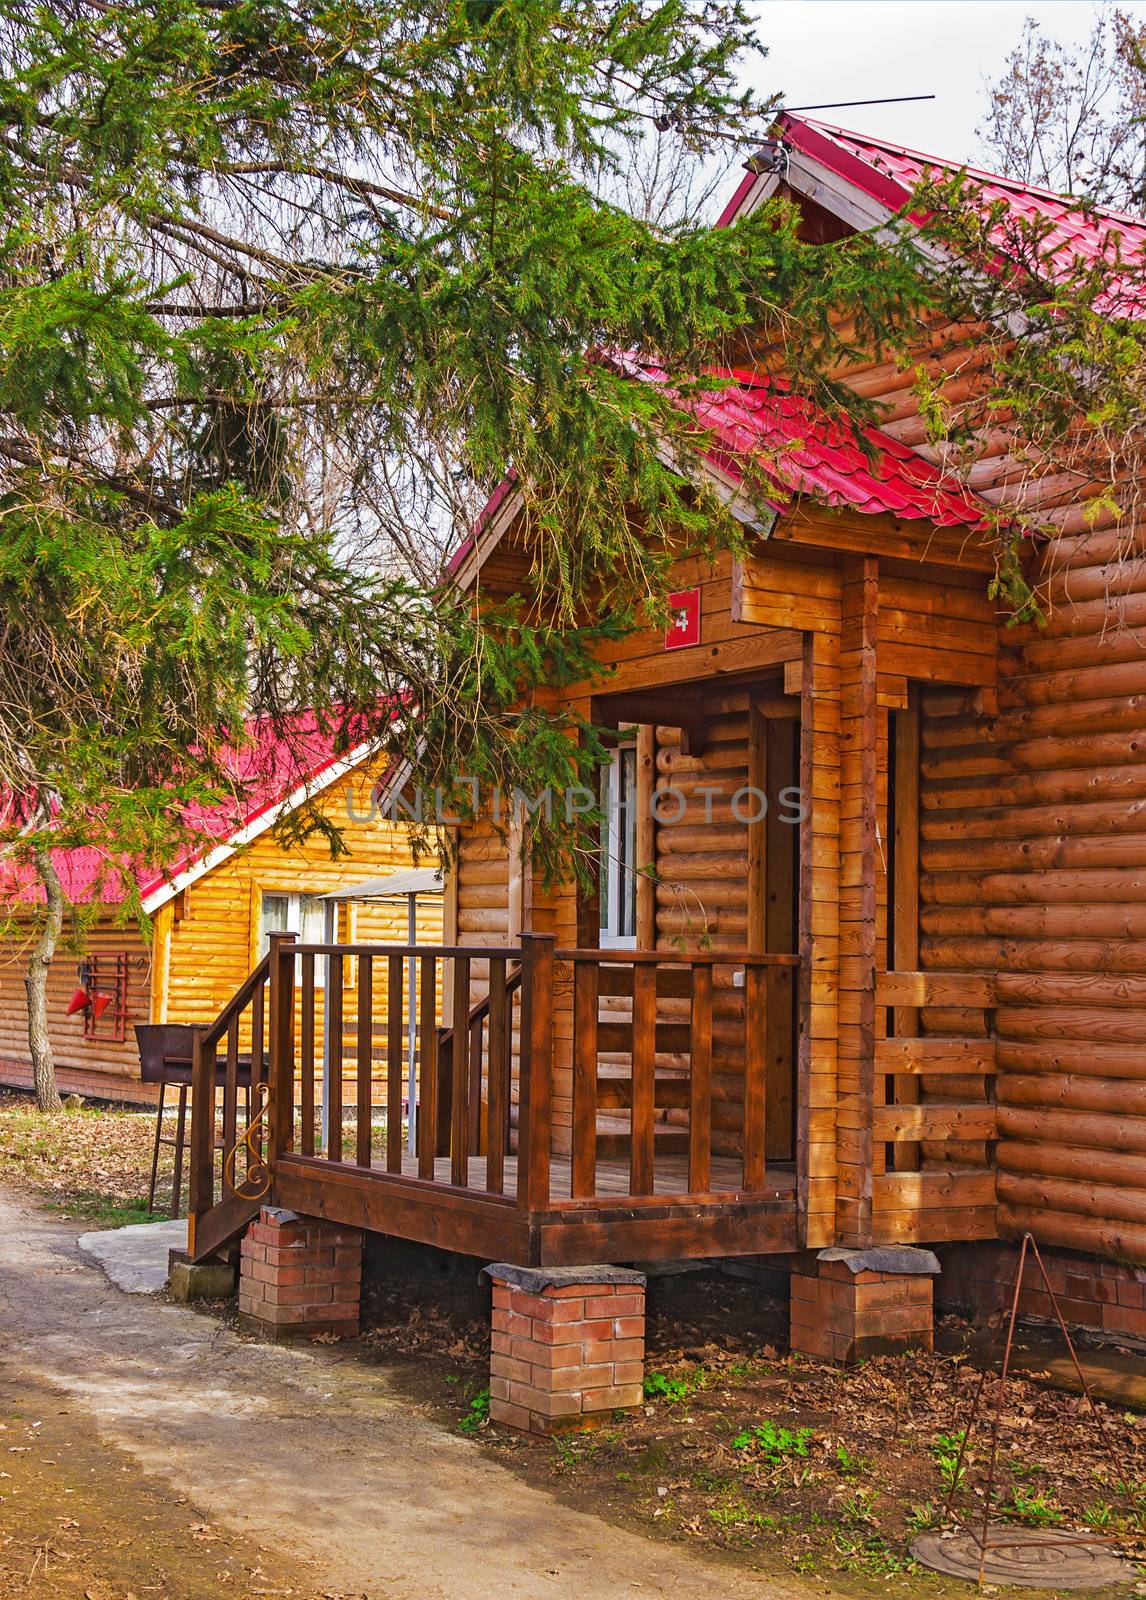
[
  {"left": 485, "top": 1264, "right": 646, "bottom": 1436},
  {"left": 239, "top": 1206, "right": 363, "bottom": 1339},
  {"left": 789, "top": 1246, "right": 938, "bottom": 1365}
]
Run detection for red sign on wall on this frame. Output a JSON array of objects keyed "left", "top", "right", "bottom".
[{"left": 664, "top": 587, "right": 701, "bottom": 651}]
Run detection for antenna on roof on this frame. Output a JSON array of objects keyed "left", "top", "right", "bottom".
[{"left": 774, "top": 95, "right": 936, "bottom": 114}]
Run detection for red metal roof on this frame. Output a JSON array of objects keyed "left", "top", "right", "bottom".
[
  {"left": 633, "top": 362, "right": 992, "bottom": 530},
  {"left": 772, "top": 116, "right": 1146, "bottom": 317},
  {"left": 0, "top": 716, "right": 365, "bottom": 911}
]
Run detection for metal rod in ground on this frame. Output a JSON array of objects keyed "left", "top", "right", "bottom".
[
  {"left": 1028, "top": 1237, "right": 1139, "bottom": 1529},
  {"left": 976, "top": 1233, "right": 1031, "bottom": 1584}
]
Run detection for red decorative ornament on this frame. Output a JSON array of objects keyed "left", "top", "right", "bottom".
[{"left": 66, "top": 988, "right": 91, "bottom": 1016}]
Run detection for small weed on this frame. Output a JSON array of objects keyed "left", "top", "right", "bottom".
[
  {"left": 833, "top": 1444, "right": 868, "bottom": 1478},
  {"left": 907, "top": 1502, "right": 941, "bottom": 1534},
  {"left": 931, "top": 1430, "right": 967, "bottom": 1496},
  {"left": 834, "top": 1532, "right": 914, "bottom": 1576},
  {"left": 838, "top": 1487, "right": 878, "bottom": 1528},
  {"left": 693, "top": 1468, "right": 734, "bottom": 1493},
  {"left": 643, "top": 1368, "right": 705, "bottom": 1404},
  {"left": 552, "top": 1435, "right": 578, "bottom": 1469},
  {"left": 707, "top": 1503, "right": 750, "bottom": 1528},
  {"left": 732, "top": 1420, "right": 814, "bottom": 1466},
  {"left": 457, "top": 1387, "right": 489, "bottom": 1436},
  {"left": 1083, "top": 1501, "right": 1118, "bottom": 1531},
  {"left": 1004, "top": 1487, "right": 1063, "bottom": 1526}
]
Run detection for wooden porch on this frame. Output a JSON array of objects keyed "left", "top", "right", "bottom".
[{"left": 187, "top": 935, "right": 803, "bottom": 1267}]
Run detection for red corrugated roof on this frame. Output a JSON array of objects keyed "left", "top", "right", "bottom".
[
  {"left": 773, "top": 116, "right": 1146, "bottom": 317},
  {"left": 0, "top": 716, "right": 364, "bottom": 911},
  {"left": 633, "top": 362, "right": 992, "bottom": 529}
]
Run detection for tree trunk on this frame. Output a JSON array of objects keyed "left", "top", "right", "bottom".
[{"left": 25, "top": 843, "right": 63, "bottom": 1113}]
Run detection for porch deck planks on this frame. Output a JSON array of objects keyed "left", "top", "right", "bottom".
[{"left": 360, "top": 1148, "right": 794, "bottom": 1201}]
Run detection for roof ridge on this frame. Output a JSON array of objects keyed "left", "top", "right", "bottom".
[{"left": 793, "top": 115, "right": 1146, "bottom": 228}]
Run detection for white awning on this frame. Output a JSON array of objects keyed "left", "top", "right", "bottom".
[{"left": 319, "top": 867, "right": 443, "bottom": 902}]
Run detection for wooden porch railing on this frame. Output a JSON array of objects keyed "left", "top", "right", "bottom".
[
  {"left": 186, "top": 949, "right": 272, "bottom": 1260},
  {"left": 186, "top": 933, "right": 801, "bottom": 1261}
]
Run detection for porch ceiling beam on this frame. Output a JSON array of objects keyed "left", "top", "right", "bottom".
[{"left": 595, "top": 688, "right": 706, "bottom": 729}]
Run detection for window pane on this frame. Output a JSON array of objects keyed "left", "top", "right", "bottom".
[
  {"left": 619, "top": 745, "right": 638, "bottom": 940},
  {"left": 599, "top": 759, "right": 612, "bottom": 932},
  {"left": 299, "top": 894, "right": 327, "bottom": 944},
  {"left": 259, "top": 893, "right": 290, "bottom": 957}
]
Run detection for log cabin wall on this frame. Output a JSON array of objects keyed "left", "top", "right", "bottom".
[
  {"left": 0, "top": 922, "right": 151, "bottom": 1102},
  {"left": 827, "top": 301, "right": 1146, "bottom": 1269},
  {"left": 919, "top": 524, "right": 1146, "bottom": 1264},
  {"left": 0, "top": 760, "right": 438, "bottom": 1104}
]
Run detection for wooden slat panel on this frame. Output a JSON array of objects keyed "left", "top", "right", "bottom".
[
  {"left": 387, "top": 954, "right": 404, "bottom": 1173},
  {"left": 486, "top": 958, "right": 509, "bottom": 1195},
  {"left": 878, "top": 970, "right": 996, "bottom": 1007},
  {"left": 875, "top": 1037, "right": 997, "bottom": 1074},
  {"left": 873, "top": 1102, "right": 997, "bottom": 1141},
  {"left": 689, "top": 964, "right": 712, "bottom": 1194},
  {"left": 300, "top": 954, "right": 315, "bottom": 1158},
  {"left": 450, "top": 955, "right": 471, "bottom": 1187},
  {"left": 874, "top": 1169, "right": 996, "bottom": 1209},
  {"left": 417, "top": 956, "right": 438, "bottom": 1180},
  {"left": 596, "top": 966, "right": 694, "bottom": 1001},
  {"left": 468, "top": 1012, "right": 484, "bottom": 1155},
  {"left": 357, "top": 954, "right": 373, "bottom": 1168},
  {"left": 223, "top": 1017, "right": 239, "bottom": 1169},
  {"left": 250, "top": 978, "right": 265, "bottom": 1091},
  {"left": 571, "top": 961, "right": 599, "bottom": 1199},
  {"left": 630, "top": 964, "right": 657, "bottom": 1195},
  {"left": 597, "top": 1020, "right": 691, "bottom": 1054},
  {"left": 327, "top": 954, "right": 343, "bottom": 1163},
  {"left": 743, "top": 965, "right": 766, "bottom": 1190},
  {"left": 597, "top": 1078, "right": 690, "bottom": 1110}
]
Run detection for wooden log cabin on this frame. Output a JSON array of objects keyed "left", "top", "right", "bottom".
[
  {"left": 185, "top": 123, "right": 1146, "bottom": 1421},
  {"left": 0, "top": 721, "right": 439, "bottom": 1106}
]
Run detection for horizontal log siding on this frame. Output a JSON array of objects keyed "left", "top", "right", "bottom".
[
  {"left": 919, "top": 528, "right": 1146, "bottom": 1263},
  {"left": 0, "top": 922, "right": 151, "bottom": 1101}
]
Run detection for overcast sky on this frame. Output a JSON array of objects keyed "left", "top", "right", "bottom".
[{"left": 738, "top": 1, "right": 1146, "bottom": 164}]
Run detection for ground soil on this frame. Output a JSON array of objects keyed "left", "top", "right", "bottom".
[
  {"left": 349, "top": 1240, "right": 1146, "bottom": 1585},
  {"left": 1, "top": 1089, "right": 1144, "bottom": 1597},
  {"left": 0, "top": 1368, "right": 314, "bottom": 1600}
]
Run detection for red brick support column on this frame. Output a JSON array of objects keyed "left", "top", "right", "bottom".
[
  {"left": 789, "top": 1246, "right": 938, "bottom": 1364},
  {"left": 239, "top": 1206, "right": 363, "bottom": 1339},
  {"left": 485, "top": 1264, "right": 646, "bottom": 1436}
]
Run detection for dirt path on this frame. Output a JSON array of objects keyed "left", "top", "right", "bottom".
[{"left": 0, "top": 1187, "right": 840, "bottom": 1600}]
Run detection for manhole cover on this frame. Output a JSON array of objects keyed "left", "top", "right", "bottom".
[{"left": 911, "top": 1527, "right": 1138, "bottom": 1589}]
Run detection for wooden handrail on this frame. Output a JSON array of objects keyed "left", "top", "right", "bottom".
[
  {"left": 437, "top": 963, "right": 522, "bottom": 1053},
  {"left": 292, "top": 941, "right": 525, "bottom": 960},
  {"left": 556, "top": 948, "right": 799, "bottom": 966}
]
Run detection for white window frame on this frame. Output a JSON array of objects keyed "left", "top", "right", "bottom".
[
  {"left": 599, "top": 741, "right": 638, "bottom": 950},
  {"left": 259, "top": 891, "right": 328, "bottom": 982}
]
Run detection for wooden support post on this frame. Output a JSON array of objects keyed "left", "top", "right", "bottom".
[
  {"left": 892, "top": 683, "right": 922, "bottom": 1172},
  {"left": 635, "top": 723, "right": 656, "bottom": 950},
  {"left": 798, "top": 627, "right": 842, "bottom": 1251},
  {"left": 836, "top": 558, "right": 879, "bottom": 1248},
  {"left": 267, "top": 931, "right": 296, "bottom": 1167},
  {"left": 517, "top": 933, "right": 554, "bottom": 1213},
  {"left": 187, "top": 1026, "right": 215, "bottom": 1257}
]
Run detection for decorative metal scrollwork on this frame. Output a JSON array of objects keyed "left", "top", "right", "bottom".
[{"left": 223, "top": 1082, "right": 273, "bottom": 1200}]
